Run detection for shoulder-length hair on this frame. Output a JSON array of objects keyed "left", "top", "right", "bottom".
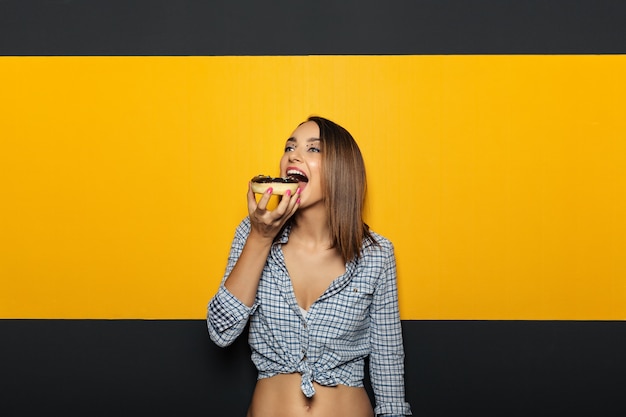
[{"left": 308, "top": 116, "right": 375, "bottom": 262}]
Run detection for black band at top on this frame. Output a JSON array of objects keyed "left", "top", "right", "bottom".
[{"left": 1, "top": 0, "right": 626, "bottom": 56}]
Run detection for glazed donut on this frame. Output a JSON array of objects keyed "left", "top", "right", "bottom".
[{"left": 250, "top": 175, "right": 299, "bottom": 195}]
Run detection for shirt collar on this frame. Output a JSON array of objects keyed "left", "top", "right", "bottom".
[{"left": 274, "top": 221, "right": 292, "bottom": 245}]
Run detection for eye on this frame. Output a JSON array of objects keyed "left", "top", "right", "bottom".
[
  {"left": 308, "top": 146, "right": 321, "bottom": 153},
  {"left": 284, "top": 145, "right": 295, "bottom": 152}
]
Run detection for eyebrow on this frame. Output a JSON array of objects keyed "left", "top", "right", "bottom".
[{"left": 286, "top": 137, "right": 320, "bottom": 143}]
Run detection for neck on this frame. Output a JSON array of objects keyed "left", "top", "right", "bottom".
[{"left": 290, "top": 205, "right": 332, "bottom": 248}]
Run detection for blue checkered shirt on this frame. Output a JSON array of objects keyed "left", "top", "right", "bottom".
[{"left": 207, "top": 217, "right": 412, "bottom": 416}]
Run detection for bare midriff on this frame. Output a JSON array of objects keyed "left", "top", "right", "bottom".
[{"left": 246, "top": 373, "right": 374, "bottom": 417}]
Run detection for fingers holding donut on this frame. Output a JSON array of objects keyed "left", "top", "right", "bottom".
[
  {"left": 272, "top": 185, "right": 301, "bottom": 218},
  {"left": 247, "top": 178, "right": 300, "bottom": 240},
  {"left": 249, "top": 174, "right": 300, "bottom": 213},
  {"left": 247, "top": 181, "right": 273, "bottom": 213}
]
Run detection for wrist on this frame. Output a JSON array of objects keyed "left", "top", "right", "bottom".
[{"left": 247, "top": 228, "right": 276, "bottom": 246}]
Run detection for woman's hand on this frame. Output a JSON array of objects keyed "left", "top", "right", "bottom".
[{"left": 247, "top": 183, "right": 300, "bottom": 240}]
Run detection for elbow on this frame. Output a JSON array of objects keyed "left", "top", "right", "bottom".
[
  {"left": 209, "top": 332, "right": 234, "bottom": 348},
  {"left": 206, "top": 320, "right": 236, "bottom": 348}
]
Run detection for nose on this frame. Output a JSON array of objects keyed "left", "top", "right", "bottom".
[{"left": 288, "top": 149, "right": 303, "bottom": 162}]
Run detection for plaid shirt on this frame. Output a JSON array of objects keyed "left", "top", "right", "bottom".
[{"left": 207, "top": 217, "right": 412, "bottom": 416}]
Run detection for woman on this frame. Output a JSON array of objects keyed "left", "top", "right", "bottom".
[{"left": 207, "top": 116, "right": 411, "bottom": 417}]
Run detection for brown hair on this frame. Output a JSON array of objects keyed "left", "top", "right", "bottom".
[{"left": 307, "top": 116, "right": 375, "bottom": 262}]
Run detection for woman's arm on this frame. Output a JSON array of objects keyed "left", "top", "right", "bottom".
[
  {"left": 207, "top": 185, "right": 300, "bottom": 346},
  {"left": 206, "top": 218, "right": 254, "bottom": 346},
  {"left": 369, "top": 240, "right": 412, "bottom": 416},
  {"left": 223, "top": 185, "right": 299, "bottom": 305}
]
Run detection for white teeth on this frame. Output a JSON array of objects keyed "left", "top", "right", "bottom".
[{"left": 287, "top": 169, "right": 307, "bottom": 178}]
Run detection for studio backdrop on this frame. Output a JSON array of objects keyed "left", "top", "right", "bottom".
[{"left": 1, "top": 1, "right": 625, "bottom": 416}]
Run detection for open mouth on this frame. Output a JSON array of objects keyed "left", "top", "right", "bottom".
[{"left": 286, "top": 169, "right": 309, "bottom": 183}]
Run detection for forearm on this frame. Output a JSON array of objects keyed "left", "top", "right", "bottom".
[{"left": 223, "top": 229, "right": 273, "bottom": 307}]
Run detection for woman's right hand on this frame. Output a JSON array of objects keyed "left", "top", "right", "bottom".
[{"left": 247, "top": 183, "right": 300, "bottom": 240}]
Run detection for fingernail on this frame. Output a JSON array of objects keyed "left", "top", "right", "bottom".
[
  {"left": 266, "top": 187, "right": 273, "bottom": 194},
  {"left": 296, "top": 187, "right": 301, "bottom": 195},
  {"left": 285, "top": 189, "right": 291, "bottom": 197},
  {"left": 296, "top": 198, "right": 301, "bottom": 204}
]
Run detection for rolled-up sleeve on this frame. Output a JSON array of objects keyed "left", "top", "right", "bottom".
[
  {"left": 369, "top": 241, "right": 412, "bottom": 416},
  {"left": 207, "top": 285, "right": 256, "bottom": 347}
]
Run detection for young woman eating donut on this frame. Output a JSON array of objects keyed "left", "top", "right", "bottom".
[{"left": 207, "top": 116, "right": 412, "bottom": 417}]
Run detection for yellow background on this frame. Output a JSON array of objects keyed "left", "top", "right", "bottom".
[{"left": 1, "top": 56, "right": 625, "bottom": 320}]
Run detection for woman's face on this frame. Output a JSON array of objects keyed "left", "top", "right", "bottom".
[{"left": 279, "top": 121, "right": 323, "bottom": 209}]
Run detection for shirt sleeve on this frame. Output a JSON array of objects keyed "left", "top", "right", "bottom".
[
  {"left": 206, "top": 218, "right": 258, "bottom": 347},
  {"left": 369, "top": 240, "right": 412, "bottom": 416}
]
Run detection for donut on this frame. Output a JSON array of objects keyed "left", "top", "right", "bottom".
[{"left": 251, "top": 175, "right": 299, "bottom": 195}]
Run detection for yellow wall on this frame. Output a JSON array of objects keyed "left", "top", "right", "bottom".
[{"left": 1, "top": 56, "right": 625, "bottom": 320}]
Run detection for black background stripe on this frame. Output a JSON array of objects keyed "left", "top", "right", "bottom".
[
  {"left": 1, "top": 0, "right": 626, "bottom": 55},
  {"left": 1, "top": 320, "right": 625, "bottom": 416}
]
